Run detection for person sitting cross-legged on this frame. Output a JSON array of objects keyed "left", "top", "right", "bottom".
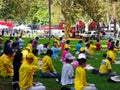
[
  {"left": 41, "top": 49, "right": 59, "bottom": 78},
  {"left": 99, "top": 56, "right": 117, "bottom": 76},
  {"left": 19, "top": 53, "right": 46, "bottom": 90},
  {"left": 60, "top": 53, "right": 75, "bottom": 85},
  {"left": 74, "top": 58, "right": 98, "bottom": 90}
]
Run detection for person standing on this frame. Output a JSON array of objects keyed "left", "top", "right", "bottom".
[{"left": 12, "top": 50, "right": 23, "bottom": 90}]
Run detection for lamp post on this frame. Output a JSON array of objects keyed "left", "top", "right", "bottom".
[{"left": 48, "top": 0, "right": 51, "bottom": 40}]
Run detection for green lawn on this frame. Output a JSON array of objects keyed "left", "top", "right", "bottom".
[{"left": 0, "top": 37, "right": 120, "bottom": 90}]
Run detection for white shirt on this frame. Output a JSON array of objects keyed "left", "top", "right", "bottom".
[
  {"left": 61, "top": 63, "right": 74, "bottom": 85},
  {"left": 37, "top": 44, "right": 44, "bottom": 55},
  {"left": 78, "top": 53, "right": 86, "bottom": 59}
]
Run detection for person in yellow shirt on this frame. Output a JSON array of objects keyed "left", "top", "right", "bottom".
[
  {"left": 74, "top": 58, "right": 97, "bottom": 90},
  {"left": 32, "top": 49, "right": 40, "bottom": 68},
  {"left": 99, "top": 56, "right": 117, "bottom": 76},
  {"left": 0, "top": 49, "right": 14, "bottom": 77},
  {"left": 54, "top": 38, "right": 60, "bottom": 47},
  {"left": 19, "top": 53, "right": 46, "bottom": 90},
  {"left": 107, "top": 46, "right": 116, "bottom": 63},
  {"left": 22, "top": 45, "right": 32, "bottom": 62},
  {"left": 113, "top": 47, "right": 119, "bottom": 62},
  {"left": 88, "top": 41, "right": 96, "bottom": 55},
  {"left": 41, "top": 49, "right": 58, "bottom": 78}
]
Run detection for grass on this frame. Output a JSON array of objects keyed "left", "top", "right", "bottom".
[{"left": 0, "top": 37, "right": 120, "bottom": 90}]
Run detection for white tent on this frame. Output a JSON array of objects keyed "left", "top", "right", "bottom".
[
  {"left": 0, "top": 25, "right": 8, "bottom": 29},
  {"left": 13, "top": 24, "right": 31, "bottom": 31}
]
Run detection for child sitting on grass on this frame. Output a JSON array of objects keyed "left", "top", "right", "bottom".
[
  {"left": 74, "top": 58, "right": 97, "bottom": 90},
  {"left": 61, "top": 53, "right": 75, "bottom": 85}
]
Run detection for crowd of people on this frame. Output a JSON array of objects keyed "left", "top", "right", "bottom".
[{"left": 0, "top": 35, "right": 120, "bottom": 90}]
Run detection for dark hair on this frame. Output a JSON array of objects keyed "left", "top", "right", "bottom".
[
  {"left": 9, "top": 37, "right": 14, "bottom": 40},
  {"left": 109, "top": 45, "right": 114, "bottom": 50},
  {"left": 44, "top": 44, "right": 48, "bottom": 48},
  {"left": 29, "top": 40, "right": 33, "bottom": 43},
  {"left": 12, "top": 42, "right": 17, "bottom": 48},
  {"left": 77, "top": 58, "right": 86, "bottom": 65},
  {"left": 103, "top": 53, "right": 107, "bottom": 58},
  {"left": 78, "top": 40, "right": 82, "bottom": 43},
  {"left": 35, "top": 37, "right": 39, "bottom": 40},
  {"left": 32, "top": 49, "right": 38, "bottom": 55},
  {"left": 66, "top": 40, "right": 70, "bottom": 44},
  {"left": 86, "top": 43, "right": 90, "bottom": 47},
  {"left": 4, "top": 49, "right": 14, "bottom": 55},
  {"left": 96, "top": 39, "right": 99, "bottom": 42},
  {"left": 108, "top": 39, "right": 112, "bottom": 42},
  {"left": 47, "top": 49, "right": 53, "bottom": 56},
  {"left": 61, "top": 87, "right": 71, "bottom": 90},
  {"left": 5, "top": 40, "right": 11, "bottom": 45},
  {"left": 85, "top": 38, "right": 89, "bottom": 42},
  {"left": 107, "top": 57, "right": 112, "bottom": 61},
  {"left": 116, "top": 40, "right": 119, "bottom": 46}
]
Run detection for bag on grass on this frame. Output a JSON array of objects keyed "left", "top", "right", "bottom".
[{"left": 92, "top": 69, "right": 99, "bottom": 74}]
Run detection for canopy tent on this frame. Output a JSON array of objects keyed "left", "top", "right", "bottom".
[
  {"left": 0, "top": 25, "right": 8, "bottom": 29},
  {"left": 0, "top": 21, "right": 13, "bottom": 28},
  {"left": 13, "top": 24, "right": 31, "bottom": 31}
]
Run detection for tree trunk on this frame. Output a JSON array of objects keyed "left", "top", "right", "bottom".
[{"left": 113, "top": 1, "right": 117, "bottom": 38}]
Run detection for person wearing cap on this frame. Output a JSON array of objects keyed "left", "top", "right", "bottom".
[
  {"left": 62, "top": 44, "right": 70, "bottom": 62},
  {"left": 88, "top": 41, "right": 96, "bottom": 55},
  {"left": 74, "top": 58, "right": 98, "bottom": 90},
  {"left": 61, "top": 53, "right": 75, "bottom": 85},
  {"left": 27, "top": 40, "right": 33, "bottom": 53},
  {"left": 19, "top": 53, "right": 46, "bottom": 90},
  {"left": 99, "top": 56, "right": 117, "bottom": 76},
  {"left": 0, "top": 49, "right": 14, "bottom": 77},
  {"left": 54, "top": 38, "right": 60, "bottom": 47},
  {"left": 41, "top": 49, "right": 58, "bottom": 78},
  {"left": 76, "top": 40, "right": 82, "bottom": 54},
  {"left": 22, "top": 46, "right": 31, "bottom": 62},
  {"left": 78, "top": 47, "right": 86, "bottom": 59}
]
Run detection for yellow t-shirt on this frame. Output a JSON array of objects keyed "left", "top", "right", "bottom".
[
  {"left": 19, "top": 62, "right": 38, "bottom": 90},
  {"left": 22, "top": 49, "right": 29, "bottom": 62},
  {"left": 27, "top": 43, "right": 32, "bottom": 53},
  {"left": 88, "top": 44, "right": 96, "bottom": 55},
  {"left": 99, "top": 59, "right": 111, "bottom": 74},
  {"left": 42, "top": 55, "right": 56, "bottom": 73},
  {"left": 0, "top": 54, "right": 13, "bottom": 77},
  {"left": 113, "top": 47, "right": 118, "bottom": 59},
  {"left": 74, "top": 66, "right": 88, "bottom": 90},
  {"left": 32, "top": 55, "right": 40, "bottom": 68},
  {"left": 107, "top": 50, "right": 116, "bottom": 63},
  {"left": 54, "top": 38, "right": 60, "bottom": 47}
]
